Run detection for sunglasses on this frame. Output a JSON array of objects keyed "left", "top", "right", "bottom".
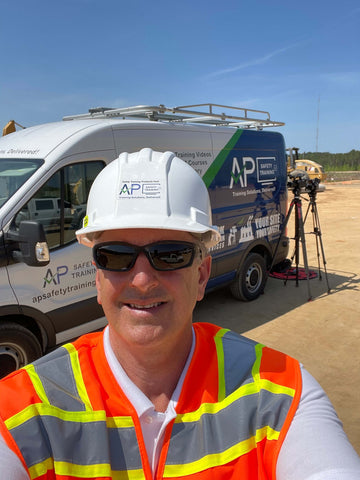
[{"left": 93, "top": 241, "right": 202, "bottom": 272}]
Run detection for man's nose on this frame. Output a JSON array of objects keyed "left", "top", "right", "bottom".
[{"left": 129, "top": 253, "right": 160, "bottom": 291}]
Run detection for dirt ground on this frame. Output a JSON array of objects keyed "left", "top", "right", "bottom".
[{"left": 194, "top": 181, "right": 360, "bottom": 454}]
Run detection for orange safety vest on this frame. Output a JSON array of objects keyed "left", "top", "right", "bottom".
[{"left": 0, "top": 322, "right": 301, "bottom": 480}]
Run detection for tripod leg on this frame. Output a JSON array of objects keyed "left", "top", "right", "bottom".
[
  {"left": 294, "top": 200, "right": 300, "bottom": 287},
  {"left": 303, "top": 199, "right": 311, "bottom": 225},
  {"left": 288, "top": 198, "right": 310, "bottom": 279},
  {"left": 281, "top": 201, "right": 297, "bottom": 286},
  {"left": 296, "top": 201, "right": 312, "bottom": 301},
  {"left": 310, "top": 201, "right": 322, "bottom": 279},
  {"left": 312, "top": 202, "right": 331, "bottom": 293}
]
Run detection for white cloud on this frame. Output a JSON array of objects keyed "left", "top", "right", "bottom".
[{"left": 205, "top": 42, "right": 305, "bottom": 78}]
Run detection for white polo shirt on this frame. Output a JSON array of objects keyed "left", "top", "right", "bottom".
[{"left": 103, "top": 326, "right": 195, "bottom": 474}]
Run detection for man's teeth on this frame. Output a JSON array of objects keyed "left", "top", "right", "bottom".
[{"left": 129, "top": 302, "right": 162, "bottom": 309}]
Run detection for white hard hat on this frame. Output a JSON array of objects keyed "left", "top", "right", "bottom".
[{"left": 76, "top": 148, "right": 220, "bottom": 247}]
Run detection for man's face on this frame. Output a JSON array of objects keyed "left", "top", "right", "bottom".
[{"left": 95, "top": 228, "right": 211, "bottom": 351}]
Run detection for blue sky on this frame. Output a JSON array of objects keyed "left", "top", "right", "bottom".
[{"left": 1, "top": 0, "right": 359, "bottom": 153}]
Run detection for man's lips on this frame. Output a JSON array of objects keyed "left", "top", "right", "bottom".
[{"left": 126, "top": 302, "right": 164, "bottom": 310}]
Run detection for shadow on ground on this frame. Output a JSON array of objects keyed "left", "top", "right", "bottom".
[{"left": 194, "top": 267, "right": 360, "bottom": 333}]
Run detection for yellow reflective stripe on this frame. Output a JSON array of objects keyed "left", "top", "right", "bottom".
[
  {"left": 176, "top": 346, "right": 294, "bottom": 425},
  {"left": 106, "top": 415, "right": 135, "bottom": 428},
  {"left": 45, "top": 461, "right": 111, "bottom": 478},
  {"left": 253, "top": 343, "right": 295, "bottom": 397},
  {"left": 252, "top": 342, "right": 264, "bottom": 383},
  {"left": 256, "top": 425, "right": 279, "bottom": 442},
  {"left": 63, "top": 343, "right": 92, "bottom": 411},
  {"left": 112, "top": 470, "right": 145, "bottom": 480},
  {"left": 163, "top": 426, "right": 279, "bottom": 477},
  {"left": 23, "top": 363, "right": 49, "bottom": 404},
  {"left": 175, "top": 379, "right": 288, "bottom": 424},
  {"left": 112, "top": 470, "right": 146, "bottom": 480},
  {"left": 28, "top": 457, "right": 53, "bottom": 480},
  {"left": 23, "top": 344, "right": 94, "bottom": 413},
  {"left": 176, "top": 372, "right": 295, "bottom": 424},
  {"left": 174, "top": 382, "right": 259, "bottom": 424},
  {"left": 5, "top": 402, "right": 133, "bottom": 430},
  {"left": 258, "top": 378, "right": 295, "bottom": 397},
  {"left": 28, "top": 460, "right": 145, "bottom": 480},
  {"left": 214, "top": 328, "right": 229, "bottom": 402}
]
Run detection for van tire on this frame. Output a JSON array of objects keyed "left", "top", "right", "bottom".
[
  {"left": 0, "top": 323, "right": 42, "bottom": 378},
  {"left": 230, "top": 253, "right": 266, "bottom": 301}
]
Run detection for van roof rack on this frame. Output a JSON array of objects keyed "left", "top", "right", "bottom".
[{"left": 63, "top": 103, "right": 284, "bottom": 129}]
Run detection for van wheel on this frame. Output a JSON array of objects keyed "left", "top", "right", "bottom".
[
  {"left": 230, "top": 253, "right": 266, "bottom": 301},
  {"left": 0, "top": 323, "right": 42, "bottom": 378}
]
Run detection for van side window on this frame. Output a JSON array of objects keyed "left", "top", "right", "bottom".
[{"left": 12, "top": 161, "right": 104, "bottom": 249}]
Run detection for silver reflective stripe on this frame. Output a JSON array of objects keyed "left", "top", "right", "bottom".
[
  {"left": 167, "top": 389, "right": 292, "bottom": 465},
  {"left": 10, "top": 415, "right": 142, "bottom": 471},
  {"left": 222, "top": 330, "right": 257, "bottom": 396},
  {"left": 33, "top": 346, "right": 86, "bottom": 411}
]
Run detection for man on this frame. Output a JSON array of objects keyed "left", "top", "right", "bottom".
[{"left": 0, "top": 149, "right": 359, "bottom": 479}]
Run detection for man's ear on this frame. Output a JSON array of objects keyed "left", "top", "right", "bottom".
[{"left": 197, "top": 255, "right": 212, "bottom": 302}]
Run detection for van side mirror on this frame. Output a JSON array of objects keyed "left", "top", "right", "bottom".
[{"left": 6, "top": 221, "right": 50, "bottom": 267}]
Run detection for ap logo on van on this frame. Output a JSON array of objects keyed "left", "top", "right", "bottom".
[
  {"left": 43, "top": 266, "right": 69, "bottom": 287},
  {"left": 229, "top": 157, "right": 255, "bottom": 188}
]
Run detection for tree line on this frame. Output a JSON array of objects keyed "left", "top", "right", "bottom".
[{"left": 300, "top": 150, "right": 360, "bottom": 171}]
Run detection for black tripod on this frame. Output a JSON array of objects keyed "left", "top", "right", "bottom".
[
  {"left": 277, "top": 182, "right": 312, "bottom": 300},
  {"left": 303, "top": 184, "right": 331, "bottom": 294},
  {"left": 269, "top": 175, "right": 330, "bottom": 301}
]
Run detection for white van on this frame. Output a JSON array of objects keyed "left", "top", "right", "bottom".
[{"left": 0, "top": 104, "right": 289, "bottom": 376}]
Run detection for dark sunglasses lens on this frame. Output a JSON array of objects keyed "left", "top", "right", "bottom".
[
  {"left": 149, "top": 243, "right": 195, "bottom": 270},
  {"left": 95, "top": 245, "right": 135, "bottom": 271}
]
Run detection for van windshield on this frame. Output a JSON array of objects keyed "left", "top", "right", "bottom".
[{"left": 0, "top": 158, "right": 43, "bottom": 208}]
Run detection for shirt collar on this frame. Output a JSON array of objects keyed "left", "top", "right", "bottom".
[{"left": 103, "top": 326, "right": 195, "bottom": 417}]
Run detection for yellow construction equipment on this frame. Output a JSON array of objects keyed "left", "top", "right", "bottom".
[
  {"left": 2, "top": 120, "right": 26, "bottom": 136},
  {"left": 286, "top": 147, "right": 326, "bottom": 182}
]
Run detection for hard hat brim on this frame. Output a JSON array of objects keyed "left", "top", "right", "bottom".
[{"left": 76, "top": 213, "right": 220, "bottom": 248}]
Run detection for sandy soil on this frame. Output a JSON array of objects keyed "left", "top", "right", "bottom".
[{"left": 194, "top": 181, "right": 360, "bottom": 454}]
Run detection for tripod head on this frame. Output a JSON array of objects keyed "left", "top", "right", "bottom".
[
  {"left": 287, "top": 170, "right": 309, "bottom": 197},
  {"left": 287, "top": 170, "right": 321, "bottom": 200},
  {"left": 305, "top": 177, "right": 321, "bottom": 201}
]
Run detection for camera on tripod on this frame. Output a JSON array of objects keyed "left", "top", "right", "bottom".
[{"left": 287, "top": 169, "right": 320, "bottom": 196}]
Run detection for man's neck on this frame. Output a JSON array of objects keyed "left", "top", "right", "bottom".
[{"left": 108, "top": 327, "right": 193, "bottom": 412}]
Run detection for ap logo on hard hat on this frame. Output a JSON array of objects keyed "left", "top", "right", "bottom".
[{"left": 119, "top": 180, "right": 162, "bottom": 199}]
